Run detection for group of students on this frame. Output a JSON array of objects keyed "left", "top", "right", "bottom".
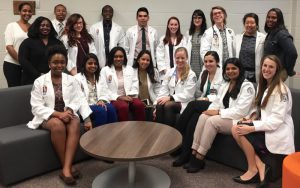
[{"left": 3, "top": 2, "right": 297, "bottom": 187}]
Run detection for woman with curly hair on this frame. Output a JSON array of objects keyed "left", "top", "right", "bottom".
[{"left": 19, "top": 16, "right": 63, "bottom": 85}]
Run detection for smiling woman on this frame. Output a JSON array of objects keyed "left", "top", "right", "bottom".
[
  {"left": 3, "top": 2, "right": 33, "bottom": 87},
  {"left": 18, "top": 16, "right": 63, "bottom": 85}
]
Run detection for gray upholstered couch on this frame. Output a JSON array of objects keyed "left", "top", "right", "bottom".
[
  {"left": 0, "top": 85, "right": 299, "bottom": 185},
  {"left": 0, "top": 85, "right": 90, "bottom": 186},
  {"left": 206, "top": 88, "right": 300, "bottom": 181}
]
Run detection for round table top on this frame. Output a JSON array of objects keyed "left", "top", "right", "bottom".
[{"left": 80, "top": 121, "right": 182, "bottom": 161}]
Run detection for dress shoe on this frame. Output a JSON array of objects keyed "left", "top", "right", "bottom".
[
  {"left": 257, "top": 165, "right": 271, "bottom": 188},
  {"left": 170, "top": 148, "right": 182, "bottom": 157},
  {"left": 183, "top": 162, "right": 190, "bottom": 169},
  {"left": 186, "top": 155, "right": 205, "bottom": 173},
  {"left": 59, "top": 172, "right": 76, "bottom": 185},
  {"left": 232, "top": 172, "right": 259, "bottom": 184},
  {"left": 172, "top": 152, "right": 190, "bottom": 167},
  {"left": 71, "top": 169, "right": 81, "bottom": 179}
]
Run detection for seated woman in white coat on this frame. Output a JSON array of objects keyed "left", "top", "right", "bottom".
[
  {"left": 100, "top": 46, "right": 146, "bottom": 121},
  {"left": 187, "top": 58, "right": 255, "bottom": 173},
  {"left": 234, "top": 13, "right": 265, "bottom": 83},
  {"left": 154, "top": 47, "right": 197, "bottom": 127},
  {"left": 132, "top": 50, "right": 160, "bottom": 119},
  {"left": 173, "top": 51, "right": 223, "bottom": 167},
  {"left": 232, "top": 55, "right": 295, "bottom": 188},
  {"left": 28, "top": 45, "right": 92, "bottom": 185},
  {"left": 61, "top": 13, "right": 97, "bottom": 75},
  {"left": 156, "top": 16, "right": 186, "bottom": 79},
  {"left": 75, "top": 53, "right": 117, "bottom": 130}
]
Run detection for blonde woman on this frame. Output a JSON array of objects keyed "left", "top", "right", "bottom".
[{"left": 154, "top": 47, "right": 197, "bottom": 126}]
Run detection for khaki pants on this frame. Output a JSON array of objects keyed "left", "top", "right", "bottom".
[{"left": 192, "top": 114, "right": 233, "bottom": 156}]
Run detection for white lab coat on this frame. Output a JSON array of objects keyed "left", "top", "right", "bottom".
[
  {"left": 208, "top": 80, "right": 255, "bottom": 123},
  {"left": 125, "top": 25, "right": 159, "bottom": 66},
  {"left": 89, "top": 21, "right": 125, "bottom": 68},
  {"left": 200, "top": 25, "right": 235, "bottom": 68},
  {"left": 60, "top": 35, "right": 97, "bottom": 72},
  {"left": 28, "top": 72, "right": 92, "bottom": 129},
  {"left": 156, "top": 35, "right": 187, "bottom": 72},
  {"left": 234, "top": 32, "right": 266, "bottom": 83},
  {"left": 253, "top": 83, "right": 295, "bottom": 155},
  {"left": 185, "top": 30, "right": 203, "bottom": 63},
  {"left": 134, "top": 68, "right": 161, "bottom": 103},
  {"left": 74, "top": 73, "right": 110, "bottom": 103},
  {"left": 156, "top": 68, "right": 197, "bottom": 113},
  {"left": 99, "top": 65, "right": 138, "bottom": 101},
  {"left": 195, "top": 67, "right": 223, "bottom": 100}
]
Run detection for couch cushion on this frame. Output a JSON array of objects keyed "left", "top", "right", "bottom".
[
  {"left": 0, "top": 125, "right": 89, "bottom": 185},
  {"left": 0, "top": 85, "right": 33, "bottom": 129}
]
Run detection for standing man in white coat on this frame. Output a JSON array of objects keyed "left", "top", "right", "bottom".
[
  {"left": 51, "top": 4, "right": 67, "bottom": 40},
  {"left": 200, "top": 6, "right": 235, "bottom": 69},
  {"left": 125, "top": 7, "right": 159, "bottom": 67},
  {"left": 90, "top": 5, "right": 125, "bottom": 68}
]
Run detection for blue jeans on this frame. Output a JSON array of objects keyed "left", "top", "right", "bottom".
[{"left": 89, "top": 103, "right": 117, "bottom": 127}]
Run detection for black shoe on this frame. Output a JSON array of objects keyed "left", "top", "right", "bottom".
[
  {"left": 183, "top": 162, "right": 190, "bottom": 169},
  {"left": 256, "top": 165, "right": 271, "bottom": 188},
  {"left": 232, "top": 172, "right": 259, "bottom": 184},
  {"left": 186, "top": 155, "right": 205, "bottom": 173},
  {"left": 172, "top": 151, "right": 190, "bottom": 167},
  {"left": 172, "top": 153, "right": 190, "bottom": 167},
  {"left": 170, "top": 148, "right": 182, "bottom": 157}
]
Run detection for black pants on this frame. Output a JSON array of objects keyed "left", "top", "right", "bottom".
[
  {"left": 3, "top": 61, "right": 22, "bottom": 87},
  {"left": 175, "top": 100, "right": 211, "bottom": 154},
  {"left": 156, "top": 102, "right": 181, "bottom": 127}
]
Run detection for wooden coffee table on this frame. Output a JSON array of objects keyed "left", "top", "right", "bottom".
[{"left": 80, "top": 121, "right": 182, "bottom": 188}]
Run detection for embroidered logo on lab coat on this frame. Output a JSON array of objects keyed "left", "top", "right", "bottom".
[
  {"left": 247, "top": 87, "right": 254, "bottom": 95},
  {"left": 281, "top": 93, "right": 288, "bottom": 102},
  {"left": 107, "top": 75, "right": 112, "bottom": 83}
]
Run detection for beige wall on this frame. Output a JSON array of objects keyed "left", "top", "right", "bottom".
[{"left": 0, "top": 0, "right": 299, "bottom": 88}]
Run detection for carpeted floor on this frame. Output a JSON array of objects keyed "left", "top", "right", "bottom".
[{"left": 3, "top": 156, "right": 281, "bottom": 188}]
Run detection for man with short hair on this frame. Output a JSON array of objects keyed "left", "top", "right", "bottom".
[
  {"left": 90, "top": 5, "right": 125, "bottom": 68},
  {"left": 51, "top": 4, "right": 67, "bottom": 39},
  {"left": 125, "top": 7, "right": 158, "bottom": 66}
]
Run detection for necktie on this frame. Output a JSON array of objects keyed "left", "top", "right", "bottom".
[
  {"left": 141, "top": 27, "right": 146, "bottom": 51},
  {"left": 58, "top": 22, "right": 64, "bottom": 39}
]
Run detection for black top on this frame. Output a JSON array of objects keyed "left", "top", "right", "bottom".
[
  {"left": 76, "top": 37, "right": 89, "bottom": 72},
  {"left": 19, "top": 37, "right": 63, "bottom": 85},
  {"left": 222, "top": 91, "right": 230, "bottom": 109},
  {"left": 240, "top": 35, "right": 256, "bottom": 70},
  {"left": 168, "top": 43, "right": 174, "bottom": 68},
  {"left": 264, "top": 29, "right": 298, "bottom": 76}
]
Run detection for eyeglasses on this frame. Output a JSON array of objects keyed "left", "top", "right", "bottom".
[{"left": 193, "top": 16, "right": 202, "bottom": 20}]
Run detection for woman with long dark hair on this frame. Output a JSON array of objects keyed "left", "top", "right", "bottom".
[
  {"left": 186, "top": 9, "right": 207, "bottom": 78},
  {"left": 156, "top": 17, "right": 186, "bottom": 78},
  {"left": 61, "top": 13, "right": 97, "bottom": 75},
  {"left": 75, "top": 53, "right": 117, "bottom": 130},
  {"left": 187, "top": 58, "right": 255, "bottom": 173}
]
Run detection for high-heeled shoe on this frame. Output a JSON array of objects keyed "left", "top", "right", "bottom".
[
  {"left": 232, "top": 172, "right": 259, "bottom": 184},
  {"left": 186, "top": 155, "right": 205, "bottom": 173},
  {"left": 256, "top": 165, "right": 271, "bottom": 188}
]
